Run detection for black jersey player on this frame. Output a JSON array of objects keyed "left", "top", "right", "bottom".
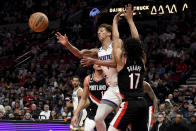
[
  {"left": 71, "top": 64, "right": 113, "bottom": 131},
  {"left": 108, "top": 5, "right": 149, "bottom": 131}
]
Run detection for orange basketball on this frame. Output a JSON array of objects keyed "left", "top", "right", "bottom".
[{"left": 28, "top": 12, "right": 49, "bottom": 32}]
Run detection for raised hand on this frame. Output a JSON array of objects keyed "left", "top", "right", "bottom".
[
  {"left": 55, "top": 32, "right": 69, "bottom": 46},
  {"left": 113, "top": 11, "right": 124, "bottom": 23},
  {"left": 124, "top": 4, "right": 134, "bottom": 21}
]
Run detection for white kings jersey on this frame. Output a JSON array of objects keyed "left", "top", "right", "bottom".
[
  {"left": 98, "top": 42, "right": 118, "bottom": 86},
  {"left": 72, "top": 87, "right": 87, "bottom": 127},
  {"left": 72, "top": 87, "right": 83, "bottom": 110}
]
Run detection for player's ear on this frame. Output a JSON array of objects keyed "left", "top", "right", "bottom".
[
  {"left": 107, "top": 31, "right": 111, "bottom": 37},
  {"left": 109, "top": 32, "right": 111, "bottom": 37}
]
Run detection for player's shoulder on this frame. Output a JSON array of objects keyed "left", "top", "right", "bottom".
[
  {"left": 98, "top": 46, "right": 103, "bottom": 52},
  {"left": 84, "top": 74, "right": 91, "bottom": 85},
  {"left": 77, "top": 87, "right": 83, "bottom": 92},
  {"left": 91, "top": 48, "right": 98, "bottom": 52},
  {"left": 84, "top": 74, "right": 91, "bottom": 81}
]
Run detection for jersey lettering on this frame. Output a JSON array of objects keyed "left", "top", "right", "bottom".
[
  {"left": 129, "top": 73, "right": 140, "bottom": 89},
  {"left": 98, "top": 54, "right": 112, "bottom": 60}
]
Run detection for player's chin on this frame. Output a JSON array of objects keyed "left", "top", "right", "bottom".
[{"left": 98, "top": 37, "right": 103, "bottom": 41}]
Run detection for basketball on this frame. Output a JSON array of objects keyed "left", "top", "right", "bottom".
[{"left": 28, "top": 12, "right": 49, "bottom": 32}]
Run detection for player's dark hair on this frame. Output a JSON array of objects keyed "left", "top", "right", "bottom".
[
  {"left": 124, "top": 38, "right": 145, "bottom": 62},
  {"left": 98, "top": 23, "right": 112, "bottom": 33},
  {"left": 71, "top": 75, "right": 80, "bottom": 80}
]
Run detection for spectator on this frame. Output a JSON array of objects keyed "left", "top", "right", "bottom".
[
  {"left": 0, "top": 90, "right": 5, "bottom": 104},
  {"left": 39, "top": 104, "right": 51, "bottom": 119},
  {"left": 61, "top": 106, "right": 72, "bottom": 120},
  {"left": 168, "top": 104, "right": 180, "bottom": 121},
  {"left": 189, "top": 114, "right": 196, "bottom": 131},
  {"left": 54, "top": 99, "right": 64, "bottom": 114},
  {"left": 150, "top": 113, "right": 168, "bottom": 131},
  {"left": 167, "top": 112, "right": 190, "bottom": 131},
  {"left": 156, "top": 64, "right": 166, "bottom": 76},
  {"left": 8, "top": 113, "right": 15, "bottom": 120},
  {"left": 185, "top": 105, "right": 195, "bottom": 123},
  {"left": 0, "top": 111, "right": 5, "bottom": 120},
  {"left": 4, "top": 106, "right": 12, "bottom": 118},
  {"left": 13, "top": 101, "right": 21, "bottom": 114},
  {"left": 24, "top": 112, "right": 34, "bottom": 121},
  {"left": 164, "top": 99, "right": 173, "bottom": 113},
  {"left": 167, "top": 94, "right": 175, "bottom": 105},
  {"left": 147, "top": 67, "right": 156, "bottom": 82},
  {"left": 15, "top": 109, "right": 24, "bottom": 120},
  {"left": 162, "top": 111, "right": 170, "bottom": 124},
  {"left": 176, "top": 60, "right": 187, "bottom": 76},
  {"left": 181, "top": 102, "right": 189, "bottom": 119},
  {"left": 0, "top": 104, "right": 5, "bottom": 114},
  {"left": 37, "top": 99, "right": 44, "bottom": 110},
  {"left": 159, "top": 104, "right": 166, "bottom": 112},
  {"left": 151, "top": 73, "right": 160, "bottom": 88},
  {"left": 49, "top": 110, "right": 57, "bottom": 120},
  {"left": 173, "top": 89, "right": 180, "bottom": 103},
  {"left": 3, "top": 98, "right": 10, "bottom": 107},
  {"left": 30, "top": 104, "right": 40, "bottom": 119},
  {"left": 57, "top": 114, "right": 63, "bottom": 120},
  {"left": 193, "top": 96, "right": 196, "bottom": 107}
]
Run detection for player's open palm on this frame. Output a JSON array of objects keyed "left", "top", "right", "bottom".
[
  {"left": 55, "top": 32, "right": 68, "bottom": 46},
  {"left": 71, "top": 115, "right": 78, "bottom": 128},
  {"left": 124, "top": 4, "right": 133, "bottom": 20}
]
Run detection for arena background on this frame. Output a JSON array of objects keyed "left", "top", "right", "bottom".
[{"left": 0, "top": 0, "right": 195, "bottom": 131}]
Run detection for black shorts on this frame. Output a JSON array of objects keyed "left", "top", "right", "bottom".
[{"left": 110, "top": 98, "right": 148, "bottom": 131}]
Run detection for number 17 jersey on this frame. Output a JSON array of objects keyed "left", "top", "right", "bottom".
[{"left": 118, "top": 56, "right": 145, "bottom": 99}]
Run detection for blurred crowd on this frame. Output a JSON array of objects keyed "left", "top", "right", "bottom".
[{"left": 0, "top": 0, "right": 195, "bottom": 130}]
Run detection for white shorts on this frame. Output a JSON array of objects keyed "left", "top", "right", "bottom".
[
  {"left": 78, "top": 109, "right": 87, "bottom": 126},
  {"left": 101, "top": 86, "right": 122, "bottom": 109},
  {"left": 70, "top": 109, "right": 87, "bottom": 130},
  {"left": 84, "top": 117, "right": 96, "bottom": 131}
]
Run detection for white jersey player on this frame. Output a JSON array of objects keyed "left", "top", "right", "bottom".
[
  {"left": 69, "top": 76, "right": 87, "bottom": 131},
  {"left": 56, "top": 24, "right": 121, "bottom": 131},
  {"left": 97, "top": 43, "right": 121, "bottom": 108}
]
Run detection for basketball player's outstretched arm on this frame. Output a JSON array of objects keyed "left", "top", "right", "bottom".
[
  {"left": 124, "top": 4, "right": 140, "bottom": 40},
  {"left": 56, "top": 32, "right": 98, "bottom": 58},
  {"left": 71, "top": 76, "right": 90, "bottom": 126},
  {"left": 112, "top": 11, "right": 125, "bottom": 71},
  {"left": 143, "top": 81, "right": 158, "bottom": 115}
]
